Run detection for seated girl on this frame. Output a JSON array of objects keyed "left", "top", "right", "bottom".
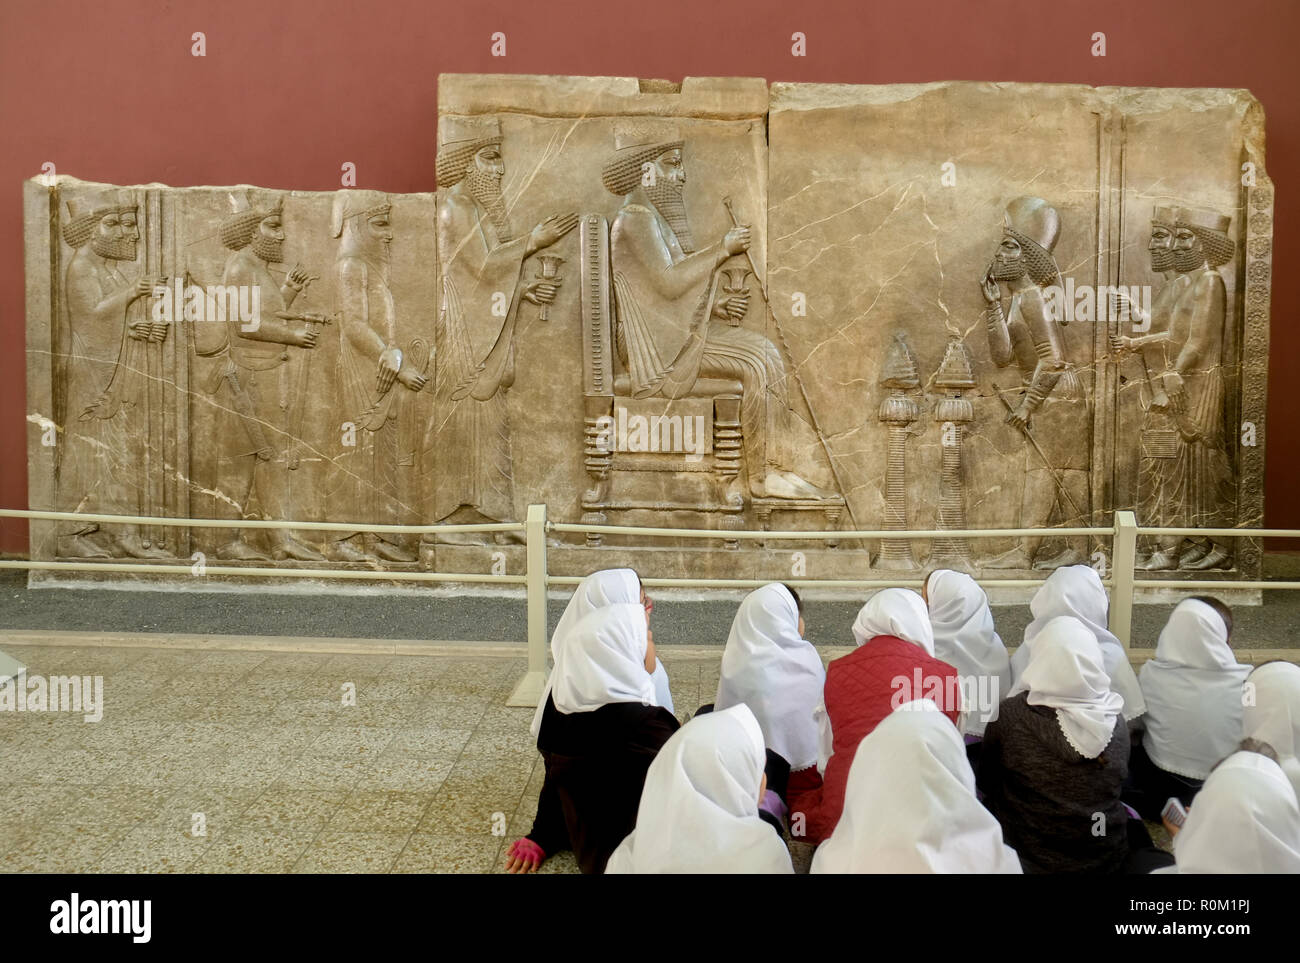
[
  {"left": 1128, "top": 597, "right": 1249, "bottom": 819},
  {"left": 604, "top": 704, "right": 794, "bottom": 874},
  {"left": 508, "top": 570, "right": 678, "bottom": 874},
  {"left": 924, "top": 569, "right": 1011, "bottom": 766},
  {"left": 1242, "top": 660, "right": 1300, "bottom": 802},
  {"left": 528, "top": 568, "right": 670, "bottom": 743},
  {"left": 1154, "top": 748, "right": 1300, "bottom": 873},
  {"left": 714, "top": 583, "right": 825, "bottom": 812},
  {"left": 1010, "top": 564, "right": 1146, "bottom": 724},
  {"left": 787, "top": 588, "right": 960, "bottom": 846},
  {"left": 978, "top": 615, "right": 1133, "bottom": 874},
  {"left": 811, "top": 698, "right": 1021, "bottom": 873}
]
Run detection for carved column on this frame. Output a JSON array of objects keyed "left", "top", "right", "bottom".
[
  {"left": 580, "top": 214, "right": 613, "bottom": 546},
  {"left": 932, "top": 338, "right": 976, "bottom": 562},
  {"left": 877, "top": 333, "right": 920, "bottom": 569}
]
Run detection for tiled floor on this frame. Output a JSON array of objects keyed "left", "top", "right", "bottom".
[{"left": 0, "top": 644, "right": 816, "bottom": 874}]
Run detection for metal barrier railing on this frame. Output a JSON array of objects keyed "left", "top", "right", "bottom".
[{"left": 2, "top": 506, "right": 1297, "bottom": 707}]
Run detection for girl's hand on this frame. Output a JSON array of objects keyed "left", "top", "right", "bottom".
[{"left": 505, "top": 838, "right": 545, "bottom": 873}]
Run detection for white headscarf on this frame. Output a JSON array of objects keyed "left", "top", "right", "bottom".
[
  {"left": 550, "top": 602, "right": 656, "bottom": 715},
  {"left": 716, "top": 584, "right": 825, "bottom": 770},
  {"left": 852, "top": 588, "right": 935, "bottom": 656},
  {"left": 1156, "top": 751, "right": 1300, "bottom": 874},
  {"left": 926, "top": 570, "right": 1011, "bottom": 737},
  {"left": 604, "top": 704, "right": 794, "bottom": 874},
  {"left": 811, "top": 699, "right": 1021, "bottom": 874},
  {"left": 1242, "top": 661, "right": 1300, "bottom": 801},
  {"left": 1008, "top": 615, "right": 1123, "bottom": 759},
  {"left": 1012, "top": 565, "right": 1146, "bottom": 721},
  {"left": 531, "top": 569, "right": 643, "bottom": 737},
  {"left": 1139, "top": 599, "right": 1250, "bottom": 780}
]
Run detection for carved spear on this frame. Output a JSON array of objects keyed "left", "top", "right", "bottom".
[{"left": 721, "top": 196, "right": 857, "bottom": 526}]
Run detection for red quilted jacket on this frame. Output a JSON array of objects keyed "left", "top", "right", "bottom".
[{"left": 788, "top": 635, "right": 961, "bottom": 846}]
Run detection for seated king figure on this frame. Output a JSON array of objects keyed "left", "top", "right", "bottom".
[{"left": 602, "top": 122, "right": 831, "bottom": 501}]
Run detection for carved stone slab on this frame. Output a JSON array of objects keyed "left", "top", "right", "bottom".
[
  {"left": 25, "top": 178, "right": 437, "bottom": 576},
  {"left": 22, "top": 76, "right": 1271, "bottom": 597},
  {"left": 768, "top": 82, "right": 1269, "bottom": 586}
]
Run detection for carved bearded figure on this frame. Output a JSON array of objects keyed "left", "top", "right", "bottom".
[
  {"left": 981, "top": 196, "right": 1090, "bottom": 569},
  {"left": 1162, "top": 208, "right": 1237, "bottom": 570},
  {"left": 602, "top": 123, "right": 830, "bottom": 501},
  {"left": 424, "top": 117, "right": 576, "bottom": 544},
  {"left": 1113, "top": 206, "right": 1236, "bottom": 570},
  {"left": 215, "top": 192, "right": 324, "bottom": 561},
  {"left": 1110, "top": 206, "right": 1195, "bottom": 568},
  {"left": 57, "top": 190, "right": 170, "bottom": 559},
  {"left": 326, "top": 190, "right": 427, "bottom": 562}
]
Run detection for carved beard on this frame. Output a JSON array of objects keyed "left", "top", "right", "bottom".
[
  {"left": 465, "top": 167, "right": 513, "bottom": 242},
  {"left": 1149, "top": 247, "right": 1176, "bottom": 272},
  {"left": 252, "top": 232, "right": 285, "bottom": 264},
  {"left": 989, "top": 257, "right": 1026, "bottom": 281},
  {"left": 91, "top": 233, "right": 137, "bottom": 261},
  {"left": 358, "top": 227, "right": 391, "bottom": 284},
  {"left": 365, "top": 231, "right": 391, "bottom": 266},
  {"left": 1173, "top": 245, "right": 1204, "bottom": 272},
  {"left": 646, "top": 179, "right": 696, "bottom": 254}
]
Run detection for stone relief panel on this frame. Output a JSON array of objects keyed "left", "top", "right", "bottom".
[
  {"left": 430, "top": 74, "right": 845, "bottom": 568},
  {"left": 767, "top": 81, "right": 1268, "bottom": 585},
  {"left": 1102, "top": 89, "right": 1270, "bottom": 578},
  {"left": 25, "top": 178, "right": 438, "bottom": 577},
  {"left": 21, "top": 76, "right": 1270, "bottom": 591}
]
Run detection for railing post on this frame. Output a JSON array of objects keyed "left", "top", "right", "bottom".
[
  {"left": 1110, "top": 510, "right": 1137, "bottom": 648},
  {"left": 506, "top": 503, "right": 549, "bottom": 707}
]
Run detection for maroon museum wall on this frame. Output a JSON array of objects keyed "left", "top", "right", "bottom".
[{"left": 2, "top": 0, "right": 1296, "bottom": 554}]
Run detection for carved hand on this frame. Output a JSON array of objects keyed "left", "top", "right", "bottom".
[
  {"left": 127, "top": 318, "right": 151, "bottom": 342},
  {"left": 1161, "top": 369, "right": 1186, "bottom": 407},
  {"left": 290, "top": 325, "right": 319, "bottom": 350},
  {"left": 529, "top": 212, "right": 579, "bottom": 253},
  {"left": 396, "top": 366, "right": 428, "bottom": 392},
  {"left": 1109, "top": 334, "right": 1132, "bottom": 355},
  {"left": 149, "top": 321, "right": 170, "bottom": 344},
  {"left": 286, "top": 265, "right": 317, "bottom": 293},
  {"left": 522, "top": 279, "right": 559, "bottom": 305},
  {"left": 1005, "top": 404, "right": 1031, "bottom": 434},
  {"left": 724, "top": 226, "right": 751, "bottom": 256},
  {"left": 712, "top": 295, "right": 748, "bottom": 323},
  {"left": 133, "top": 276, "right": 159, "bottom": 302},
  {"left": 377, "top": 346, "right": 402, "bottom": 393},
  {"left": 980, "top": 273, "right": 1000, "bottom": 305}
]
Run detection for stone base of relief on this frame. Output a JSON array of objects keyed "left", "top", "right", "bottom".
[{"left": 23, "top": 75, "right": 1271, "bottom": 599}]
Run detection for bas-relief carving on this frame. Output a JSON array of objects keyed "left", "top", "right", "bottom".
[
  {"left": 27, "top": 179, "right": 439, "bottom": 573},
  {"left": 1112, "top": 205, "right": 1240, "bottom": 571},
  {"left": 22, "top": 76, "right": 1271, "bottom": 592},
  {"left": 54, "top": 189, "right": 172, "bottom": 560},
  {"left": 426, "top": 115, "right": 576, "bottom": 547},
  {"left": 767, "top": 81, "right": 1268, "bottom": 587},
  {"left": 980, "top": 196, "right": 1092, "bottom": 571}
]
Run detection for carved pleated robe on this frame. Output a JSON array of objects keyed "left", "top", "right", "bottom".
[{"left": 427, "top": 188, "right": 529, "bottom": 523}]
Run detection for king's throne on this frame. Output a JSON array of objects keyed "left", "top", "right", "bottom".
[{"left": 578, "top": 214, "right": 747, "bottom": 547}]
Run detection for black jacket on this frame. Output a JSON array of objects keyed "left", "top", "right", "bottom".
[
  {"left": 978, "top": 691, "right": 1130, "bottom": 874},
  {"left": 527, "top": 694, "right": 680, "bottom": 874}
]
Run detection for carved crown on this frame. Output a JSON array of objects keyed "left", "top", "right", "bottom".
[
  {"left": 1177, "top": 206, "right": 1232, "bottom": 234},
  {"left": 612, "top": 120, "right": 683, "bottom": 152},
  {"left": 439, "top": 115, "right": 502, "bottom": 148}
]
